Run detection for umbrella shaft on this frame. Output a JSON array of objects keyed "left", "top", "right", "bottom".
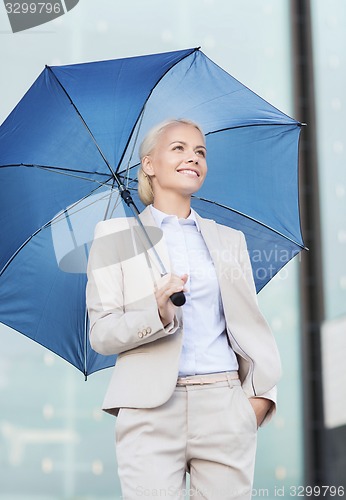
[
  {"left": 119, "top": 187, "right": 186, "bottom": 306},
  {"left": 120, "top": 187, "right": 167, "bottom": 277}
]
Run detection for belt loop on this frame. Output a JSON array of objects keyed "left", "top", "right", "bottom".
[{"left": 226, "top": 372, "right": 237, "bottom": 389}]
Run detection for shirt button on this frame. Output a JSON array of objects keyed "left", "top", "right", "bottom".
[
  {"left": 146, "top": 327, "right": 152, "bottom": 335},
  {"left": 138, "top": 331, "right": 144, "bottom": 338}
]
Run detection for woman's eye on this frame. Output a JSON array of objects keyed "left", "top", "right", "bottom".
[
  {"left": 173, "top": 145, "right": 184, "bottom": 151},
  {"left": 196, "top": 149, "right": 206, "bottom": 157}
]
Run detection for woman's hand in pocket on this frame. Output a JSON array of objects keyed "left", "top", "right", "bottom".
[{"left": 248, "top": 397, "right": 273, "bottom": 428}]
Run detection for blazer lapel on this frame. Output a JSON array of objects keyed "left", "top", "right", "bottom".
[
  {"left": 196, "top": 213, "right": 247, "bottom": 326},
  {"left": 195, "top": 214, "right": 228, "bottom": 283}
]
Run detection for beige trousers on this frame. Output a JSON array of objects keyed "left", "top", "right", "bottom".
[{"left": 115, "top": 373, "right": 257, "bottom": 499}]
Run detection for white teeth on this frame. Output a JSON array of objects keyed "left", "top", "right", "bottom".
[{"left": 177, "top": 169, "right": 198, "bottom": 177}]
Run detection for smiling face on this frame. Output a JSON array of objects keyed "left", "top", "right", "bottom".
[{"left": 141, "top": 123, "right": 207, "bottom": 203}]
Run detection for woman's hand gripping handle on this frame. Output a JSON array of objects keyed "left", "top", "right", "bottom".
[{"left": 155, "top": 273, "right": 188, "bottom": 326}]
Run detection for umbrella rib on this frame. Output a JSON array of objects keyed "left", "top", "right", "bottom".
[
  {"left": 0, "top": 183, "right": 115, "bottom": 278},
  {"left": 47, "top": 186, "right": 122, "bottom": 228},
  {"left": 46, "top": 66, "right": 118, "bottom": 182},
  {"left": 0, "top": 163, "right": 113, "bottom": 186},
  {"left": 32, "top": 164, "right": 113, "bottom": 185},
  {"left": 116, "top": 122, "right": 301, "bottom": 175},
  {"left": 202, "top": 50, "right": 303, "bottom": 125},
  {"left": 102, "top": 174, "right": 307, "bottom": 251},
  {"left": 205, "top": 122, "right": 302, "bottom": 136},
  {"left": 2, "top": 48, "right": 202, "bottom": 285},
  {"left": 114, "top": 47, "right": 200, "bottom": 174},
  {"left": 0, "top": 163, "right": 110, "bottom": 176},
  {"left": 192, "top": 195, "right": 308, "bottom": 250},
  {"left": 83, "top": 307, "right": 89, "bottom": 380}
]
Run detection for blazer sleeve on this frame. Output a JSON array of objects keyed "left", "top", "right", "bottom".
[
  {"left": 250, "top": 386, "right": 277, "bottom": 426},
  {"left": 86, "top": 221, "right": 179, "bottom": 356}
]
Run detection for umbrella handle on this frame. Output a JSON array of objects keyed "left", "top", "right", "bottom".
[{"left": 170, "top": 291, "right": 186, "bottom": 307}]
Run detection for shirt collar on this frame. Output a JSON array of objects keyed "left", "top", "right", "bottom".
[{"left": 149, "top": 204, "right": 201, "bottom": 232}]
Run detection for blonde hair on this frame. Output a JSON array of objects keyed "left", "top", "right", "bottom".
[{"left": 137, "top": 118, "right": 205, "bottom": 206}]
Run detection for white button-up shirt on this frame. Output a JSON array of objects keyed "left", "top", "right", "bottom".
[{"left": 150, "top": 204, "right": 239, "bottom": 377}]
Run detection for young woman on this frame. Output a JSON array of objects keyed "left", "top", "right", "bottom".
[{"left": 86, "top": 119, "right": 281, "bottom": 499}]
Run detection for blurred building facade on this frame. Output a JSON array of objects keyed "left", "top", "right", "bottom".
[{"left": 0, "top": 0, "right": 345, "bottom": 498}]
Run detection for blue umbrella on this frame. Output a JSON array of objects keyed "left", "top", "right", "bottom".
[{"left": 0, "top": 47, "right": 305, "bottom": 377}]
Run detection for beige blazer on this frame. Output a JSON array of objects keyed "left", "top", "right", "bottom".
[{"left": 86, "top": 206, "right": 281, "bottom": 422}]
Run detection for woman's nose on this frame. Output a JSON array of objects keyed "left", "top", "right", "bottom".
[{"left": 186, "top": 152, "right": 199, "bottom": 164}]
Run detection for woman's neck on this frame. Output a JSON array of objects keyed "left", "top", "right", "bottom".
[{"left": 153, "top": 193, "right": 191, "bottom": 219}]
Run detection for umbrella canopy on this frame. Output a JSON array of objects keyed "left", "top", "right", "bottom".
[{"left": 0, "top": 47, "right": 305, "bottom": 376}]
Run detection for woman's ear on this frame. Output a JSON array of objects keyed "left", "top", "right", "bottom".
[{"left": 142, "top": 156, "right": 155, "bottom": 177}]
